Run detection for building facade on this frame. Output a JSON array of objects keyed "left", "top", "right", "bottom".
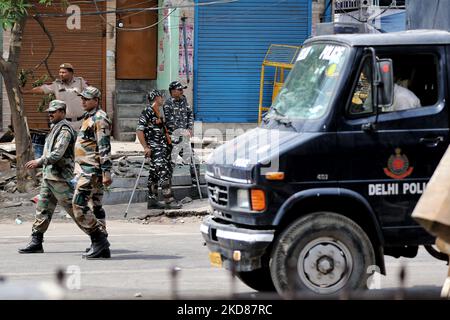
[{"left": 1, "top": 0, "right": 329, "bottom": 138}]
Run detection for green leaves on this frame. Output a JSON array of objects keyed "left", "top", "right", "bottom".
[{"left": 0, "top": 0, "right": 52, "bottom": 30}]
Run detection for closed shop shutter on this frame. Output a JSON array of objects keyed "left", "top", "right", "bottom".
[
  {"left": 194, "top": 0, "right": 311, "bottom": 122},
  {"left": 19, "top": 1, "right": 105, "bottom": 129}
]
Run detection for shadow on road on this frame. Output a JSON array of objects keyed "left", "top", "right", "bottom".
[{"left": 108, "top": 254, "right": 182, "bottom": 261}]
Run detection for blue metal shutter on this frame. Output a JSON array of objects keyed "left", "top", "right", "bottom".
[{"left": 194, "top": 0, "right": 311, "bottom": 123}]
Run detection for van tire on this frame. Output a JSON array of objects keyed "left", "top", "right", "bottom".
[
  {"left": 236, "top": 267, "right": 276, "bottom": 292},
  {"left": 270, "top": 212, "right": 375, "bottom": 295}
]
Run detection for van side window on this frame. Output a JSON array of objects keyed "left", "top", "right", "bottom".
[
  {"left": 381, "top": 53, "right": 438, "bottom": 112},
  {"left": 349, "top": 59, "right": 373, "bottom": 116}
]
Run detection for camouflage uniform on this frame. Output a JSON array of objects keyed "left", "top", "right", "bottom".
[
  {"left": 137, "top": 102, "right": 173, "bottom": 202},
  {"left": 163, "top": 84, "right": 199, "bottom": 192},
  {"left": 19, "top": 100, "right": 89, "bottom": 254},
  {"left": 32, "top": 105, "right": 89, "bottom": 234},
  {"left": 73, "top": 88, "right": 112, "bottom": 237}
]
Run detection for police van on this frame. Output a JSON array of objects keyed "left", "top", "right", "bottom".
[{"left": 201, "top": 30, "right": 450, "bottom": 295}]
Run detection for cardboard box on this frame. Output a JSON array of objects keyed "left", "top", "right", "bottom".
[{"left": 412, "top": 146, "right": 450, "bottom": 243}]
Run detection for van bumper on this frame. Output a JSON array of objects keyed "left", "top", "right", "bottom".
[{"left": 200, "top": 215, "right": 275, "bottom": 272}]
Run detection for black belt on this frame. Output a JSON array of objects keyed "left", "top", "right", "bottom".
[{"left": 66, "top": 116, "right": 84, "bottom": 122}]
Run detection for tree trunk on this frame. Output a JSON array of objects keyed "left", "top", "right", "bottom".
[{"left": 0, "top": 17, "right": 37, "bottom": 192}]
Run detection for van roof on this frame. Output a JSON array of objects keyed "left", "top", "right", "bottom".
[{"left": 306, "top": 29, "right": 450, "bottom": 47}]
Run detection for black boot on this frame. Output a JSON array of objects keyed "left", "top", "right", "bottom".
[
  {"left": 147, "top": 196, "right": 165, "bottom": 209},
  {"left": 83, "top": 230, "right": 110, "bottom": 259},
  {"left": 85, "top": 246, "right": 111, "bottom": 257},
  {"left": 164, "top": 198, "right": 182, "bottom": 209},
  {"left": 85, "top": 232, "right": 109, "bottom": 253},
  {"left": 18, "top": 232, "right": 44, "bottom": 254}
]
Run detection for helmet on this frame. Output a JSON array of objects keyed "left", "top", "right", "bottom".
[{"left": 168, "top": 81, "right": 187, "bottom": 91}]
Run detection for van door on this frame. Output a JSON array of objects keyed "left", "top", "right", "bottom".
[{"left": 337, "top": 47, "right": 449, "bottom": 246}]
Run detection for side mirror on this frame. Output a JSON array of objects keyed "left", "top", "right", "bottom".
[{"left": 376, "top": 59, "right": 394, "bottom": 108}]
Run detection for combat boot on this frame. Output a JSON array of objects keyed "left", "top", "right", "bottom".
[
  {"left": 83, "top": 230, "right": 111, "bottom": 259},
  {"left": 85, "top": 236, "right": 111, "bottom": 257},
  {"left": 85, "top": 246, "right": 111, "bottom": 258},
  {"left": 85, "top": 222, "right": 107, "bottom": 252},
  {"left": 164, "top": 198, "right": 182, "bottom": 209},
  {"left": 18, "top": 232, "right": 44, "bottom": 254},
  {"left": 147, "top": 195, "right": 165, "bottom": 209}
]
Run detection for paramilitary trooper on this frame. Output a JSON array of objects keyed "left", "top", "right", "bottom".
[
  {"left": 163, "top": 81, "right": 200, "bottom": 199},
  {"left": 19, "top": 100, "right": 90, "bottom": 254},
  {"left": 73, "top": 86, "right": 112, "bottom": 259},
  {"left": 136, "top": 89, "right": 181, "bottom": 209}
]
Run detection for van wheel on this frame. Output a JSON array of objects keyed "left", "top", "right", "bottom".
[
  {"left": 237, "top": 267, "right": 275, "bottom": 292},
  {"left": 270, "top": 212, "right": 375, "bottom": 295}
]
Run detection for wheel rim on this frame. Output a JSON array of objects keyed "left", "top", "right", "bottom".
[{"left": 297, "top": 237, "right": 353, "bottom": 294}]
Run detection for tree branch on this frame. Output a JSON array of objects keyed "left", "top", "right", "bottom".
[
  {"left": 8, "top": 16, "right": 27, "bottom": 66},
  {"left": 31, "top": 14, "right": 55, "bottom": 80},
  {"left": 0, "top": 58, "right": 6, "bottom": 74}
]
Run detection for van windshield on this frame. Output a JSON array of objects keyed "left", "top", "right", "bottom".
[{"left": 268, "top": 43, "right": 349, "bottom": 120}]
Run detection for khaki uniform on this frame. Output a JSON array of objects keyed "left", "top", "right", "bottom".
[
  {"left": 73, "top": 107, "right": 112, "bottom": 235},
  {"left": 41, "top": 77, "right": 88, "bottom": 130}
]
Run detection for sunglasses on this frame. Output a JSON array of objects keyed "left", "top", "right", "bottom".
[
  {"left": 48, "top": 111, "right": 57, "bottom": 115},
  {"left": 81, "top": 97, "right": 93, "bottom": 101}
]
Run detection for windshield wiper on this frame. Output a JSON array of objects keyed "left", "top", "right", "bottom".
[
  {"left": 264, "top": 108, "right": 293, "bottom": 127},
  {"left": 278, "top": 117, "right": 292, "bottom": 127},
  {"left": 263, "top": 107, "right": 292, "bottom": 127}
]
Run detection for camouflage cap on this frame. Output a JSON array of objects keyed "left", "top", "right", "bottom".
[
  {"left": 59, "top": 63, "right": 74, "bottom": 71},
  {"left": 147, "top": 89, "right": 163, "bottom": 102},
  {"left": 169, "top": 81, "right": 187, "bottom": 90},
  {"left": 45, "top": 100, "right": 67, "bottom": 112},
  {"left": 78, "top": 86, "right": 101, "bottom": 99}
]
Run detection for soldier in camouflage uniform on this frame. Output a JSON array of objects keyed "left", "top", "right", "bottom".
[
  {"left": 163, "top": 81, "right": 200, "bottom": 198},
  {"left": 136, "top": 89, "right": 181, "bottom": 209},
  {"left": 19, "top": 100, "right": 90, "bottom": 254},
  {"left": 73, "top": 86, "right": 112, "bottom": 259}
]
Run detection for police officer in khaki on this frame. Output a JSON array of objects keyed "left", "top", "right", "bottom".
[
  {"left": 18, "top": 100, "right": 90, "bottom": 254},
  {"left": 26, "top": 63, "right": 88, "bottom": 130}
]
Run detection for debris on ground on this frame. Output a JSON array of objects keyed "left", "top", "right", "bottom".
[
  {"left": 112, "top": 156, "right": 149, "bottom": 178},
  {"left": 180, "top": 196, "right": 193, "bottom": 204},
  {"left": 15, "top": 215, "right": 23, "bottom": 224},
  {"left": 0, "top": 126, "right": 14, "bottom": 143}
]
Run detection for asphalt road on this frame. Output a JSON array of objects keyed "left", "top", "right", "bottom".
[{"left": 0, "top": 218, "right": 448, "bottom": 299}]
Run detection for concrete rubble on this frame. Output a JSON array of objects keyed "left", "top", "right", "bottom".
[{"left": 1, "top": 138, "right": 218, "bottom": 218}]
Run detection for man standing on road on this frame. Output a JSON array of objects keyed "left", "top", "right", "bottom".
[
  {"left": 163, "top": 81, "right": 200, "bottom": 200},
  {"left": 136, "top": 89, "right": 181, "bottom": 209},
  {"left": 73, "top": 86, "right": 112, "bottom": 259},
  {"left": 25, "top": 63, "right": 88, "bottom": 130},
  {"left": 18, "top": 100, "right": 89, "bottom": 254}
]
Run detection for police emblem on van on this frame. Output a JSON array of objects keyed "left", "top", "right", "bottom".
[{"left": 383, "top": 148, "right": 413, "bottom": 179}]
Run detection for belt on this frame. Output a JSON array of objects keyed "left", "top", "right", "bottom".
[{"left": 66, "top": 116, "right": 84, "bottom": 122}]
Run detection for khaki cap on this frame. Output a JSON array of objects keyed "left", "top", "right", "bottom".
[{"left": 59, "top": 63, "right": 74, "bottom": 70}]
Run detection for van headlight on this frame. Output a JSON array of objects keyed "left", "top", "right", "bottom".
[{"left": 237, "top": 189, "right": 250, "bottom": 209}]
